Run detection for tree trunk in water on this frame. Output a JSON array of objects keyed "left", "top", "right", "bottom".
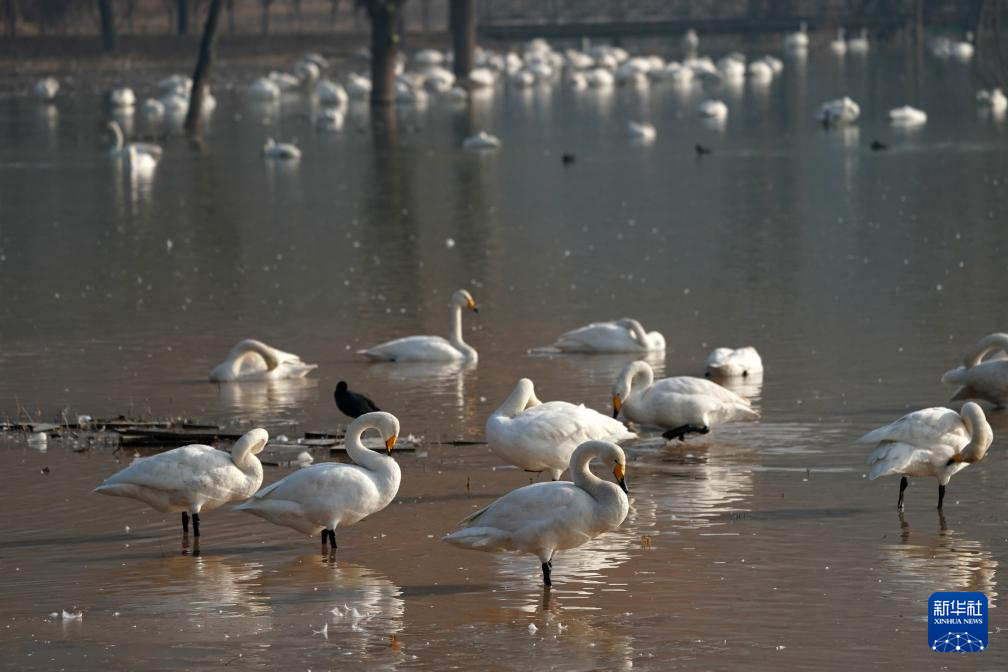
[
  {"left": 369, "top": 2, "right": 401, "bottom": 106},
  {"left": 97, "top": 0, "right": 115, "bottom": 51},
  {"left": 178, "top": 0, "right": 189, "bottom": 35},
  {"left": 421, "top": 0, "right": 430, "bottom": 32},
  {"left": 185, "top": 0, "right": 224, "bottom": 138},
  {"left": 450, "top": 0, "right": 475, "bottom": 81}
]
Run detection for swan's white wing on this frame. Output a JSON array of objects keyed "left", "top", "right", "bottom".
[
  {"left": 867, "top": 442, "right": 941, "bottom": 480},
  {"left": 452, "top": 481, "right": 587, "bottom": 531},
  {"left": 551, "top": 322, "right": 638, "bottom": 352},
  {"left": 942, "top": 361, "right": 1008, "bottom": 404},
  {"left": 514, "top": 401, "right": 636, "bottom": 445},
  {"left": 358, "top": 335, "right": 460, "bottom": 361},
  {"left": 98, "top": 445, "right": 228, "bottom": 492},
  {"left": 857, "top": 407, "right": 968, "bottom": 450}
]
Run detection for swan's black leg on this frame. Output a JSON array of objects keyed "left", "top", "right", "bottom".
[
  {"left": 182, "top": 512, "right": 189, "bottom": 534},
  {"left": 541, "top": 562, "right": 552, "bottom": 586},
  {"left": 328, "top": 529, "right": 337, "bottom": 550},
  {"left": 662, "top": 425, "right": 690, "bottom": 441},
  {"left": 897, "top": 476, "right": 908, "bottom": 511},
  {"left": 320, "top": 530, "right": 328, "bottom": 555},
  {"left": 192, "top": 513, "right": 200, "bottom": 538},
  {"left": 937, "top": 484, "right": 946, "bottom": 510}
]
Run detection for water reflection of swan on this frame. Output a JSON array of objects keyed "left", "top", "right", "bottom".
[
  {"left": 547, "top": 350, "right": 666, "bottom": 389},
  {"left": 215, "top": 377, "right": 318, "bottom": 420},
  {"left": 880, "top": 514, "right": 997, "bottom": 607},
  {"left": 713, "top": 370, "right": 764, "bottom": 404}
]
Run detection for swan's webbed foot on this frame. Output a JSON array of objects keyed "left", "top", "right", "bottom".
[
  {"left": 541, "top": 562, "right": 552, "bottom": 586},
  {"left": 897, "top": 476, "right": 908, "bottom": 512}
]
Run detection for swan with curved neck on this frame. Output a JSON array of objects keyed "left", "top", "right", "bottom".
[
  {"left": 107, "top": 120, "right": 163, "bottom": 161},
  {"left": 861, "top": 402, "right": 993, "bottom": 510},
  {"left": 358, "top": 289, "right": 479, "bottom": 362},
  {"left": 941, "top": 333, "right": 1008, "bottom": 407},
  {"left": 547, "top": 317, "right": 664, "bottom": 353},
  {"left": 443, "top": 440, "right": 629, "bottom": 586},
  {"left": 705, "top": 346, "right": 763, "bottom": 378},
  {"left": 612, "top": 360, "right": 758, "bottom": 440},
  {"left": 486, "top": 378, "right": 636, "bottom": 480},
  {"left": 237, "top": 412, "right": 401, "bottom": 557},
  {"left": 209, "top": 338, "right": 317, "bottom": 382},
  {"left": 94, "top": 428, "right": 268, "bottom": 545}
]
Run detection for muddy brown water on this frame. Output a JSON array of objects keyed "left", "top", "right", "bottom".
[{"left": 2, "top": 46, "right": 1008, "bottom": 669}]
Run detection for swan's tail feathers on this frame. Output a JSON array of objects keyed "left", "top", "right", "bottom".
[
  {"left": 356, "top": 349, "right": 389, "bottom": 361},
  {"left": 529, "top": 345, "right": 562, "bottom": 355},
  {"left": 735, "top": 403, "right": 760, "bottom": 420},
  {"left": 456, "top": 503, "right": 492, "bottom": 526},
  {"left": 949, "top": 385, "right": 980, "bottom": 402},
  {"left": 866, "top": 442, "right": 919, "bottom": 480},
  {"left": 442, "top": 527, "right": 510, "bottom": 551}
]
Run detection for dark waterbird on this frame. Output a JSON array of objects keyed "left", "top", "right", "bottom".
[
  {"left": 695, "top": 144, "right": 712, "bottom": 157},
  {"left": 334, "top": 380, "right": 382, "bottom": 419},
  {"left": 561, "top": 153, "right": 576, "bottom": 165},
  {"left": 870, "top": 140, "right": 888, "bottom": 151}
]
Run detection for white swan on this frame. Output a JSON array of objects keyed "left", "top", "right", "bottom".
[
  {"left": 977, "top": 88, "right": 1008, "bottom": 114},
  {"left": 94, "top": 428, "right": 267, "bottom": 541},
  {"left": 346, "top": 73, "right": 372, "bottom": 99},
  {"left": 847, "top": 28, "right": 869, "bottom": 54},
  {"left": 784, "top": 22, "right": 809, "bottom": 50},
  {"left": 683, "top": 28, "right": 699, "bottom": 53},
  {"left": 748, "top": 60, "right": 773, "bottom": 82},
  {"left": 705, "top": 346, "right": 763, "bottom": 378},
  {"left": 830, "top": 28, "right": 847, "bottom": 55},
  {"left": 125, "top": 144, "right": 158, "bottom": 173},
  {"left": 952, "top": 33, "right": 975, "bottom": 61},
  {"left": 263, "top": 137, "right": 301, "bottom": 160},
  {"left": 941, "top": 333, "right": 1008, "bottom": 407},
  {"left": 443, "top": 440, "right": 629, "bottom": 586},
  {"left": 249, "top": 77, "right": 281, "bottom": 101},
  {"left": 627, "top": 121, "right": 656, "bottom": 142},
  {"left": 462, "top": 131, "right": 502, "bottom": 151},
  {"left": 109, "top": 87, "right": 136, "bottom": 108},
  {"left": 141, "top": 98, "right": 165, "bottom": 117},
  {"left": 358, "top": 289, "right": 479, "bottom": 362},
  {"left": 209, "top": 339, "right": 317, "bottom": 382},
  {"left": 107, "top": 120, "right": 162, "bottom": 161},
  {"left": 699, "top": 99, "right": 728, "bottom": 121},
  {"left": 468, "top": 67, "right": 496, "bottom": 88},
  {"left": 486, "top": 378, "right": 636, "bottom": 480},
  {"left": 295, "top": 59, "right": 321, "bottom": 83},
  {"left": 888, "top": 105, "right": 927, "bottom": 127},
  {"left": 34, "top": 77, "right": 59, "bottom": 101},
  {"left": 547, "top": 318, "right": 664, "bottom": 353},
  {"left": 861, "top": 402, "right": 992, "bottom": 510},
  {"left": 585, "top": 68, "right": 615, "bottom": 88},
  {"left": 237, "top": 412, "right": 400, "bottom": 556},
  {"left": 816, "top": 96, "right": 860, "bottom": 125},
  {"left": 612, "top": 360, "right": 758, "bottom": 440},
  {"left": 316, "top": 79, "right": 348, "bottom": 106},
  {"left": 317, "top": 107, "right": 345, "bottom": 131}
]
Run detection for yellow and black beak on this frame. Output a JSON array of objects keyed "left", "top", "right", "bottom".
[
  {"left": 613, "top": 463, "right": 628, "bottom": 493},
  {"left": 612, "top": 395, "right": 622, "bottom": 419},
  {"left": 385, "top": 435, "right": 397, "bottom": 455},
  {"left": 466, "top": 297, "right": 478, "bottom": 313}
]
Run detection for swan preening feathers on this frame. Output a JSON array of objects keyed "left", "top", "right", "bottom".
[
  {"left": 486, "top": 378, "right": 636, "bottom": 480},
  {"left": 612, "top": 360, "right": 758, "bottom": 440},
  {"left": 94, "top": 428, "right": 268, "bottom": 540},
  {"left": 547, "top": 318, "right": 665, "bottom": 353},
  {"left": 444, "top": 440, "right": 629, "bottom": 586},
  {"left": 706, "top": 346, "right": 763, "bottom": 378},
  {"left": 237, "top": 412, "right": 401, "bottom": 556},
  {"left": 358, "top": 289, "right": 479, "bottom": 362},
  {"left": 862, "top": 402, "right": 993, "bottom": 510},
  {"left": 209, "top": 339, "right": 318, "bottom": 382},
  {"left": 942, "top": 333, "right": 1008, "bottom": 408}
]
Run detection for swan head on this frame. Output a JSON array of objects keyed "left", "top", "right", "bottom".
[
  {"left": 579, "top": 440, "right": 629, "bottom": 493},
  {"left": 351, "top": 411, "right": 400, "bottom": 455},
  {"left": 233, "top": 427, "right": 270, "bottom": 456},
  {"left": 452, "top": 289, "right": 478, "bottom": 313},
  {"left": 612, "top": 360, "right": 652, "bottom": 417}
]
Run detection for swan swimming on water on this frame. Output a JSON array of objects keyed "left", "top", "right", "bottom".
[
  {"left": 941, "top": 333, "right": 1008, "bottom": 407},
  {"left": 209, "top": 339, "right": 317, "bottom": 382},
  {"left": 34, "top": 77, "right": 59, "bottom": 101},
  {"left": 462, "top": 131, "right": 502, "bottom": 151},
  {"left": 817, "top": 97, "right": 860, "bottom": 125},
  {"left": 237, "top": 412, "right": 400, "bottom": 557},
  {"left": 546, "top": 318, "right": 665, "bottom": 353},
  {"left": 263, "top": 138, "right": 302, "bottom": 160},
  {"left": 861, "top": 402, "right": 992, "bottom": 510},
  {"left": 627, "top": 121, "right": 657, "bottom": 142},
  {"left": 888, "top": 105, "right": 927, "bottom": 127},
  {"left": 94, "top": 428, "right": 267, "bottom": 542},
  {"left": 612, "top": 360, "right": 758, "bottom": 440},
  {"left": 107, "top": 120, "right": 162, "bottom": 161},
  {"left": 443, "top": 440, "right": 629, "bottom": 586},
  {"left": 358, "top": 289, "right": 479, "bottom": 362},
  {"left": 485, "top": 378, "right": 636, "bottom": 480},
  {"left": 705, "top": 346, "right": 763, "bottom": 378}
]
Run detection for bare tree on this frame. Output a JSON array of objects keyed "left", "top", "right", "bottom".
[
  {"left": 97, "top": 0, "right": 114, "bottom": 51},
  {"left": 226, "top": 0, "right": 235, "bottom": 33},
  {"left": 450, "top": 0, "right": 475, "bottom": 80},
  {"left": 185, "top": 0, "right": 224, "bottom": 137},
  {"left": 177, "top": 0, "right": 189, "bottom": 34},
  {"left": 356, "top": 0, "right": 407, "bottom": 106}
]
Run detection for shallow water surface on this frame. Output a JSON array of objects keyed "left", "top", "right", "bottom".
[{"left": 1, "top": 45, "right": 1008, "bottom": 669}]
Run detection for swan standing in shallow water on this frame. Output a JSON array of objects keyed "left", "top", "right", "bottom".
[
  {"left": 817, "top": 97, "right": 860, "bottom": 125},
  {"left": 34, "top": 77, "right": 59, "bottom": 101},
  {"left": 941, "top": 333, "right": 1008, "bottom": 407},
  {"left": 612, "top": 360, "right": 758, "bottom": 440},
  {"left": 699, "top": 99, "right": 728, "bottom": 121},
  {"left": 627, "top": 121, "right": 657, "bottom": 142},
  {"left": 462, "top": 131, "right": 501, "bottom": 151},
  {"left": 888, "top": 105, "right": 927, "bottom": 127},
  {"left": 263, "top": 138, "right": 301, "bottom": 160},
  {"left": 861, "top": 402, "right": 992, "bottom": 510},
  {"left": 443, "top": 440, "right": 629, "bottom": 586},
  {"left": 209, "top": 339, "right": 317, "bottom": 382},
  {"left": 705, "top": 346, "right": 763, "bottom": 378},
  {"left": 237, "top": 412, "right": 400, "bottom": 558},
  {"left": 547, "top": 318, "right": 665, "bottom": 353},
  {"left": 94, "top": 428, "right": 267, "bottom": 543},
  {"left": 830, "top": 28, "right": 847, "bottom": 55},
  {"left": 358, "top": 289, "right": 479, "bottom": 362},
  {"left": 486, "top": 378, "right": 636, "bottom": 480}
]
